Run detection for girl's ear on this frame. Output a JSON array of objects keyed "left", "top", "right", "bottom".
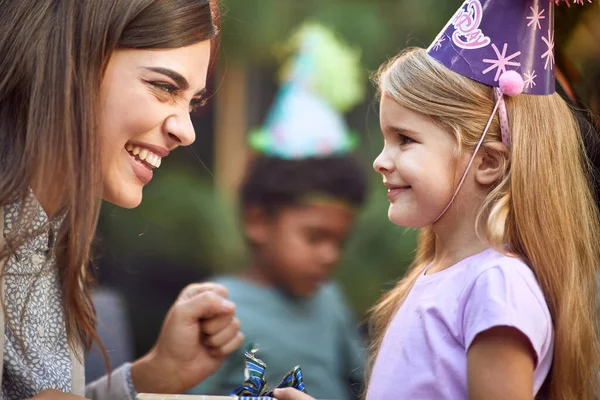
[{"left": 475, "top": 141, "right": 509, "bottom": 186}]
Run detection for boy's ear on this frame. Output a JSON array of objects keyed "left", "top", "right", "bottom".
[
  {"left": 243, "top": 206, "right": 271, "bottom": 245},
  {"left": 476, "top": 141, "right": 509, "bottom": 186}
]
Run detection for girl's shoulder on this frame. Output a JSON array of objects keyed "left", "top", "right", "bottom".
[
  {"left": 452, "top": 248, "right": 548, "bottom": 315},
  {"left": 465, "top": 248, "right": 538, "bottom": 283},
  {"left": 463, "top": 248, "right": 542, "bottom": 297},
  {"left": 419, "top": 248, "right": 539, "bottom": 297},
  {"left": 457, "top": 248, "right": 553, "bottom": 360}
]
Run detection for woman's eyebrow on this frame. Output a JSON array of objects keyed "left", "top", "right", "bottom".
[{"left": 142, "top": 66, "right": 206, "bottom": 96}]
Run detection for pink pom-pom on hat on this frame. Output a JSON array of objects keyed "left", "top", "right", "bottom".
[
  {"left": 499, "top": 70, "right": 524, "bottom": 96},
  {"left": 495, "top": 70, "right": 523, "bottom": 147}
]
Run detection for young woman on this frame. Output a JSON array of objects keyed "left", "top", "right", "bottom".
[{"left": 0, "top": 1, "right": 243, "bottom": 399}]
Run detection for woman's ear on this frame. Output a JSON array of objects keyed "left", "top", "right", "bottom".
[{"left": 475, "top": 141, "right": 509, "bottom": 186}]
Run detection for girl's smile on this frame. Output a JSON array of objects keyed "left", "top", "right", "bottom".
[{"left": 385, "top": 182, "right": 411, "bottom": 202}]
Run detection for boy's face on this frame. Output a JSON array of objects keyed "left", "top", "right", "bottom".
[{"left": 246, "top": 202, "right": 356, "bottom": 298}]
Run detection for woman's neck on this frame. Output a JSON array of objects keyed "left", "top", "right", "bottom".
[{"left": 31, "top": 183, "right": 66, "bottom": 219}]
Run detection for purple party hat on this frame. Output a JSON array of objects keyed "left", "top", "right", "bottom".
[{"left": 427, "top": 0, "right": 556, "bottom": 95}]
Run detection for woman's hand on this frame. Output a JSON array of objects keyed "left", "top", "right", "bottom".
[
  {"left": 26, "top": 390, "right": 88, "bottom": 399},
  {"left": 272, "top": 389, "right": 317, "bottom": 400},
  {"left": 131, "top": 283, "right": 244, "bottom": 394}
]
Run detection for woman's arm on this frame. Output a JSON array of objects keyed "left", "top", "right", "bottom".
[
  {"left": 27, "top": 389, "right": 88, "bottom": 399},
  {"left": 86, "top": 283, "right": 244, "bottom": 400},
  {"left": 467, "top": 326, "right": 536, "bottom": 400}
]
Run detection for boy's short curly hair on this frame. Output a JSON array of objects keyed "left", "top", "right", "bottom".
[{"left": 240, "top": 154, "right": 368, "bottom": 213}]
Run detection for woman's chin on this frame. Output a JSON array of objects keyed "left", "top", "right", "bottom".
[{"left": 103, "top": 184, "right": 143, "bottom": 209}]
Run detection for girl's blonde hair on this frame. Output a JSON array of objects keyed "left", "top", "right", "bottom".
[{"left": 369, "top": 48, "right": 600, "bottom": 400}]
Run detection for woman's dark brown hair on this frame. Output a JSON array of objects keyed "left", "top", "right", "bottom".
[{"left": 0, "top": 0, "right": 219, "bottom": 362}]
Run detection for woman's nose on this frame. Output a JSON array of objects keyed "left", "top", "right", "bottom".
[{"left": 164, "top": 112, "right": 196, "bottom": 147}]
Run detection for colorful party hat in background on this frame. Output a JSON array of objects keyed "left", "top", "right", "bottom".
[
  {"left": 427, "top": 0, "right": 556, "bottom": 95},
  {"left": 248, "top": 22, "right": 365, "bottom": 159}
]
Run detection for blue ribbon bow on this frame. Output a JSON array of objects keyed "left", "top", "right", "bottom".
[{"left": 231, "top": 350, "right": 307, "bottom": 399}]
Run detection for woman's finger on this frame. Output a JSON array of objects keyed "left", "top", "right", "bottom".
[
  {"left": 179, "top": 282, "right": 228, "bottom": 301},
  {"left": 202, "top": 313, "right": 235, "bottom": 336},
  {"left": 203, "top": 317, "right": 241, "bottom": 348},
  {"left": 209, "top": 332, "right": 245, "bottom": 357}
]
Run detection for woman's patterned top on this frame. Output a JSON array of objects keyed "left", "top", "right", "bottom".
[{"left": 1, "top": 195, "right": 137, "bottom": 399}]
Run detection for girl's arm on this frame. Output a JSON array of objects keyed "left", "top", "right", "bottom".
[{"left": 467, "top": 326, "right": 536, "bottom": 400}]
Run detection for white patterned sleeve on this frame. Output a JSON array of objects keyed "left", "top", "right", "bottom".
[{"left": 85, "top": 363, "right": 137, "bottom": 400}]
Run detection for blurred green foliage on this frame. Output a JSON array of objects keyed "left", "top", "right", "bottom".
[
  {"left": 218, "top": 0, "right": 460, "bottom": 70},
  {"left": 100, "top": 168, "right": 246, "bottom": 272}
]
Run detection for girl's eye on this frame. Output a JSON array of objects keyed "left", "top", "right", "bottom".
[
  {"left": 399, "top": 134, "right": 414, "bottom": 146},
  {"left": 189, "top": 97, "right": 208, "bottom": 113}
]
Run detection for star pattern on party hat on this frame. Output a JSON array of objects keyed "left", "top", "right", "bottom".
[
  {"left": 427, "top": 0, "right": 597, "bottom": 95},
  {"left": 527, "top": 5, "right": 546, "bottom": 30},
  {"left": 482, "top": 43, "right": 522, "bottom": 82},
  {"left": 427, "top": 0, "right": 555, "bottom": 95},
  {"left": 248, "top": 22, "right": 364, "bottom": 160},
  {"left": 524, "top": 69, "right": 538, "bottom": 89},
  {"left": 541, "top": 28, "right": 555, "bottom": 70}
]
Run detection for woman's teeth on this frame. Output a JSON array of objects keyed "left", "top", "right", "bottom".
[{"left": 125, "top": 144, "right": 162, "bottom": 168}]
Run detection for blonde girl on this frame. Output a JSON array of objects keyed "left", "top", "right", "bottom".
[{"left": 274, "top": 1, "right": 600, "bottom": 399}]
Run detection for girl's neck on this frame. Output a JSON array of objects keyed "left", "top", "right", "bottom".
[{"left": 427, "top": 199, "right": 489, "bottom": 275}]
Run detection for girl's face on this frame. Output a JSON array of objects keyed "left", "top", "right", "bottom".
[
  {"left": 374, "top": 95, "right": 464, "bottom": 228},
  {"left": 99, "top": 40, "right": 211, "bottom": 208}
]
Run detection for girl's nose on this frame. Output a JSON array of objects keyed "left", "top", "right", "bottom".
[{"left": 373, "top": 149, "right": 395, "bottom": 174}]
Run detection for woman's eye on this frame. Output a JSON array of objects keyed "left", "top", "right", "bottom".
[{"left": 150, "top": 81, "right": 178, "bottom": 94}]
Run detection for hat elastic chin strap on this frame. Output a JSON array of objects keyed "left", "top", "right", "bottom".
[{"left": 432, "top": 94, "right": 504, "bottom": 224}]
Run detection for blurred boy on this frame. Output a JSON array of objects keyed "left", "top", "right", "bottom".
[
  {"left": 190, "top": 22, "right": 368, "bottom": 400},
  {"left": 191, "top": 154, "right": 367, "bottom": 400}
]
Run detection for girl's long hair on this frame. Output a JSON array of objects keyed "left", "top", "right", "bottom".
[
  {"left": 0, "top": 0, "right": 219, "bottom": 364},
  {"left": 369, "top": 48, "right": 600, "bottom": 400}
]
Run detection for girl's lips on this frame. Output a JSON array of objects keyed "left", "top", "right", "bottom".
[{"left": 387, "top": 186, "right": 411, "bottom": 202}]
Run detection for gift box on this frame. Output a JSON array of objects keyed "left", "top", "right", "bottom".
[
  {"left": 137, "top": 350, "right": 307, "bottom": 400},
  {"left": 136, "top": 395, "right": 274, "bottom": 400}
]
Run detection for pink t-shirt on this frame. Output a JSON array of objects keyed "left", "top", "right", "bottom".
[{"left": 367, "top": 248, "right": 554, "bottom": 399}]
